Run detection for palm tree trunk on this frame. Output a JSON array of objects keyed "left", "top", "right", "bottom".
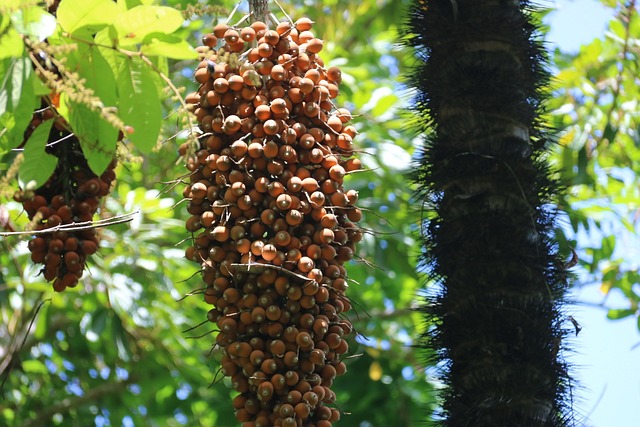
[{"left": 405, "top": 1, "right": 574, "bottom": 426}]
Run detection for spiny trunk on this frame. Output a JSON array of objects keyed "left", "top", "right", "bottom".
[
  {"left": 405, "top": 1, "right": 574, "bottom": 426},
  {"left": 249, "top": 0, "right": 269, "bottom": 24}
]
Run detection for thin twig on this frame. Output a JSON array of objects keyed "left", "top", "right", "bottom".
[
  {"left": 0, "top": 298, "right": 51, "bottom": 393},
  {"left": 182, "top": 319, "right": 209, "bottom": 333},
  {"left": 186, "top": 328, "right": 219, "bottom": 339},
  {"left": 0, "top": 210, "right": 139, "bottom": 237},
  {"left": 231, "top": 262, "right": 317, "bottom": 285}
]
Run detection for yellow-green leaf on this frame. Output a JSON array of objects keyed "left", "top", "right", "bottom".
[
  {"left": 0, "top": 15, "right": 24, "bottom": 59},
  {"left": 607, "top": 308, "right": 635, "bottom": 320},
  {"left": 10, "top": 6, "right": 56, "bottom": 41},
  {"left": 114, "top": 5, "right": 183, "bottom": 46},
  {"left": 141, "top": 38, "right": 197, "bottom": 60},
  {"left": 21, "top": 360, "right": 48, "bottom": 374},
  {"left": 57, "top": 0, "right": 118, "bottom": 35}
]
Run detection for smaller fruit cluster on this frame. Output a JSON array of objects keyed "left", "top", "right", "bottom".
[
  {"left": 14, "top": 105, "right": 116, "bottom": 292},
  {"left": 182, "top": 15, "right": 363, "bottom": 427}
]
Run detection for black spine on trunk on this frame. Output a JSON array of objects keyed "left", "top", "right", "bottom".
[{"left": 404, "top": 1, "right": 575, "bottom": 426}]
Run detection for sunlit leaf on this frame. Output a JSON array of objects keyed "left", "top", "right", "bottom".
[
  {"left": 57, "top": 0, "right": 118, "bottom": 35},
  {"left": 607, "top": 308, "right": 635, "bottom": 320},
  {"left": 141, "top": 34, "right": 197, "bottom": 60},
  {"left": 114, "top": 5, "right": 183, "bottom": 46},
  {"left": 10, "top": 7, "right": 56, "bottom": 41},
  {"left": 371, "top": 93, "right": 398, "bottom": 117},
  {"left": 22, "top": 360, "right": 48, "bottom": 374},
  {"left": 601, "top": 235, "right": 615, "bottom": 259}
]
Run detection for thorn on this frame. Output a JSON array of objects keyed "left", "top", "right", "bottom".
[
  {"left": 564, "top": 247, "right": 578, "bottom": 269},
  {"left": 569, "top": 316, "right": 582, "bottom": 336}
]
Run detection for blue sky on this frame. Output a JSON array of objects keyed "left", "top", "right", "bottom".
[
  {"left": 546, "top": 0, "right": 614, "bottom": 52},
  {"left": 544, "top": 2, "right": 640, "bottom": 426}
]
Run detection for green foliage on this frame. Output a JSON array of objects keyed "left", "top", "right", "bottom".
[
  {"left": 0, "top": 55, "right": 37, "bottom": 153},
  {"left": 117, "top": 57, "right": 162, "bottom": 154},
  {"left": 2, "top": 0, "right": 636, "bottom": 425},
  {"left": 63, "top": 44, "right": 120, "bottom": 175},
  {"left": 0, "top": 0, "right": 196, "bottom": 179},
  {"left": 0, "top": 14, "right": 25, "bottom": 58},
  {"left": 56, "top": 0, "right": 118, "bottom": 36},
  {"left": 548, "top": 1, "right": 640, "bottom": 328},
  {"left": 19, "top": 118, "right": 57, "bottom": 189}
]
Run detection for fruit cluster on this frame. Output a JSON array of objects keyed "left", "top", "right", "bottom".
[
  {"left": 14, "top": 105, "right": 116, "bottom": 292},
  {"left": 182, "top": 16, "right": 363, "bottom": 427}
]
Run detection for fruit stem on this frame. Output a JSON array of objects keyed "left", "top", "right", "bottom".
[{"left": 249, "top": 0, "right": 269, "bottom": 24}]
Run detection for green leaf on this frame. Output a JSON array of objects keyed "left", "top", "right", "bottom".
[
  {"left": 94, "top": 27, "right": 124, "bottom": 78},
  {"left": 34, "top": 301, "right": 50, "bottom": 340},
  {"left": 56, "top": 0, "right": 118, "bottom": 35},
  {"left": 10, "top": 6, "right": 56, "bottom": 41},
  {"left": 90, "top": 308, "right": 109, "bottom": 335},
  {"left": 608, "top": 18, "right": 626, "bottom": 40},
  {"left": 141, "top": 33, "right": 197, "bottom": 60},
  {"left": 22, "top": 360, "right": 48, "bottom": 374},
  {"left": 18, "top": 119, "right": 57, "bottom": 189},
  {"left": 66, "top": 46, "right": 119, "bottom": 175},
  {"left": 606, "top": 308, "right": 635, "bottom": 320},
  {"left": 372, "top": 93, "right": 398, "bottom": 116},
  {"left": 602, "top": 122, "right": 618, "bottom": 144},
  {"left": 601, "top": 234, "right": 615, "bottom": 259},
  {"left": 112, "top": 313, "right": 131, "bottom": 360},
  {"left": 155, "top": 384, "right": 174, "bottom": 405},
  {"left": 118, "top": 57, "right": 162, "bottom": 153},
  {"left": 114, "top": 5, "right": 183, "bottom": 46},
  {"left": 70, "top": 105, "right": 117, "bottom": 177},
  {"left": 0, "top": 55, "right": 35, "bottom": 153},
  {"left": 116, "top": 0, "right": 155, "bottom": 11},
  {"left": 0, "top": 15, "right": 24, "bottom": 59},
  {"left": 32, "top": 74, "right": 50, "bottom": 96},
  {"left": 576, "top": 145, "right": 590, "bottom": 184}
]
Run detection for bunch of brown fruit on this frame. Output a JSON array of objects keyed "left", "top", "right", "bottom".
[
  {"left": 14, "top": 103, "right": 117, "bottom": 292},
  {"left": 181, "top": 15, "right": 363, "bottom": 427}
]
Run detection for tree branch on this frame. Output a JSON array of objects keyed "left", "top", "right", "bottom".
[{"left": 20, "top": 378, "right": 135, "bottom": 427}]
